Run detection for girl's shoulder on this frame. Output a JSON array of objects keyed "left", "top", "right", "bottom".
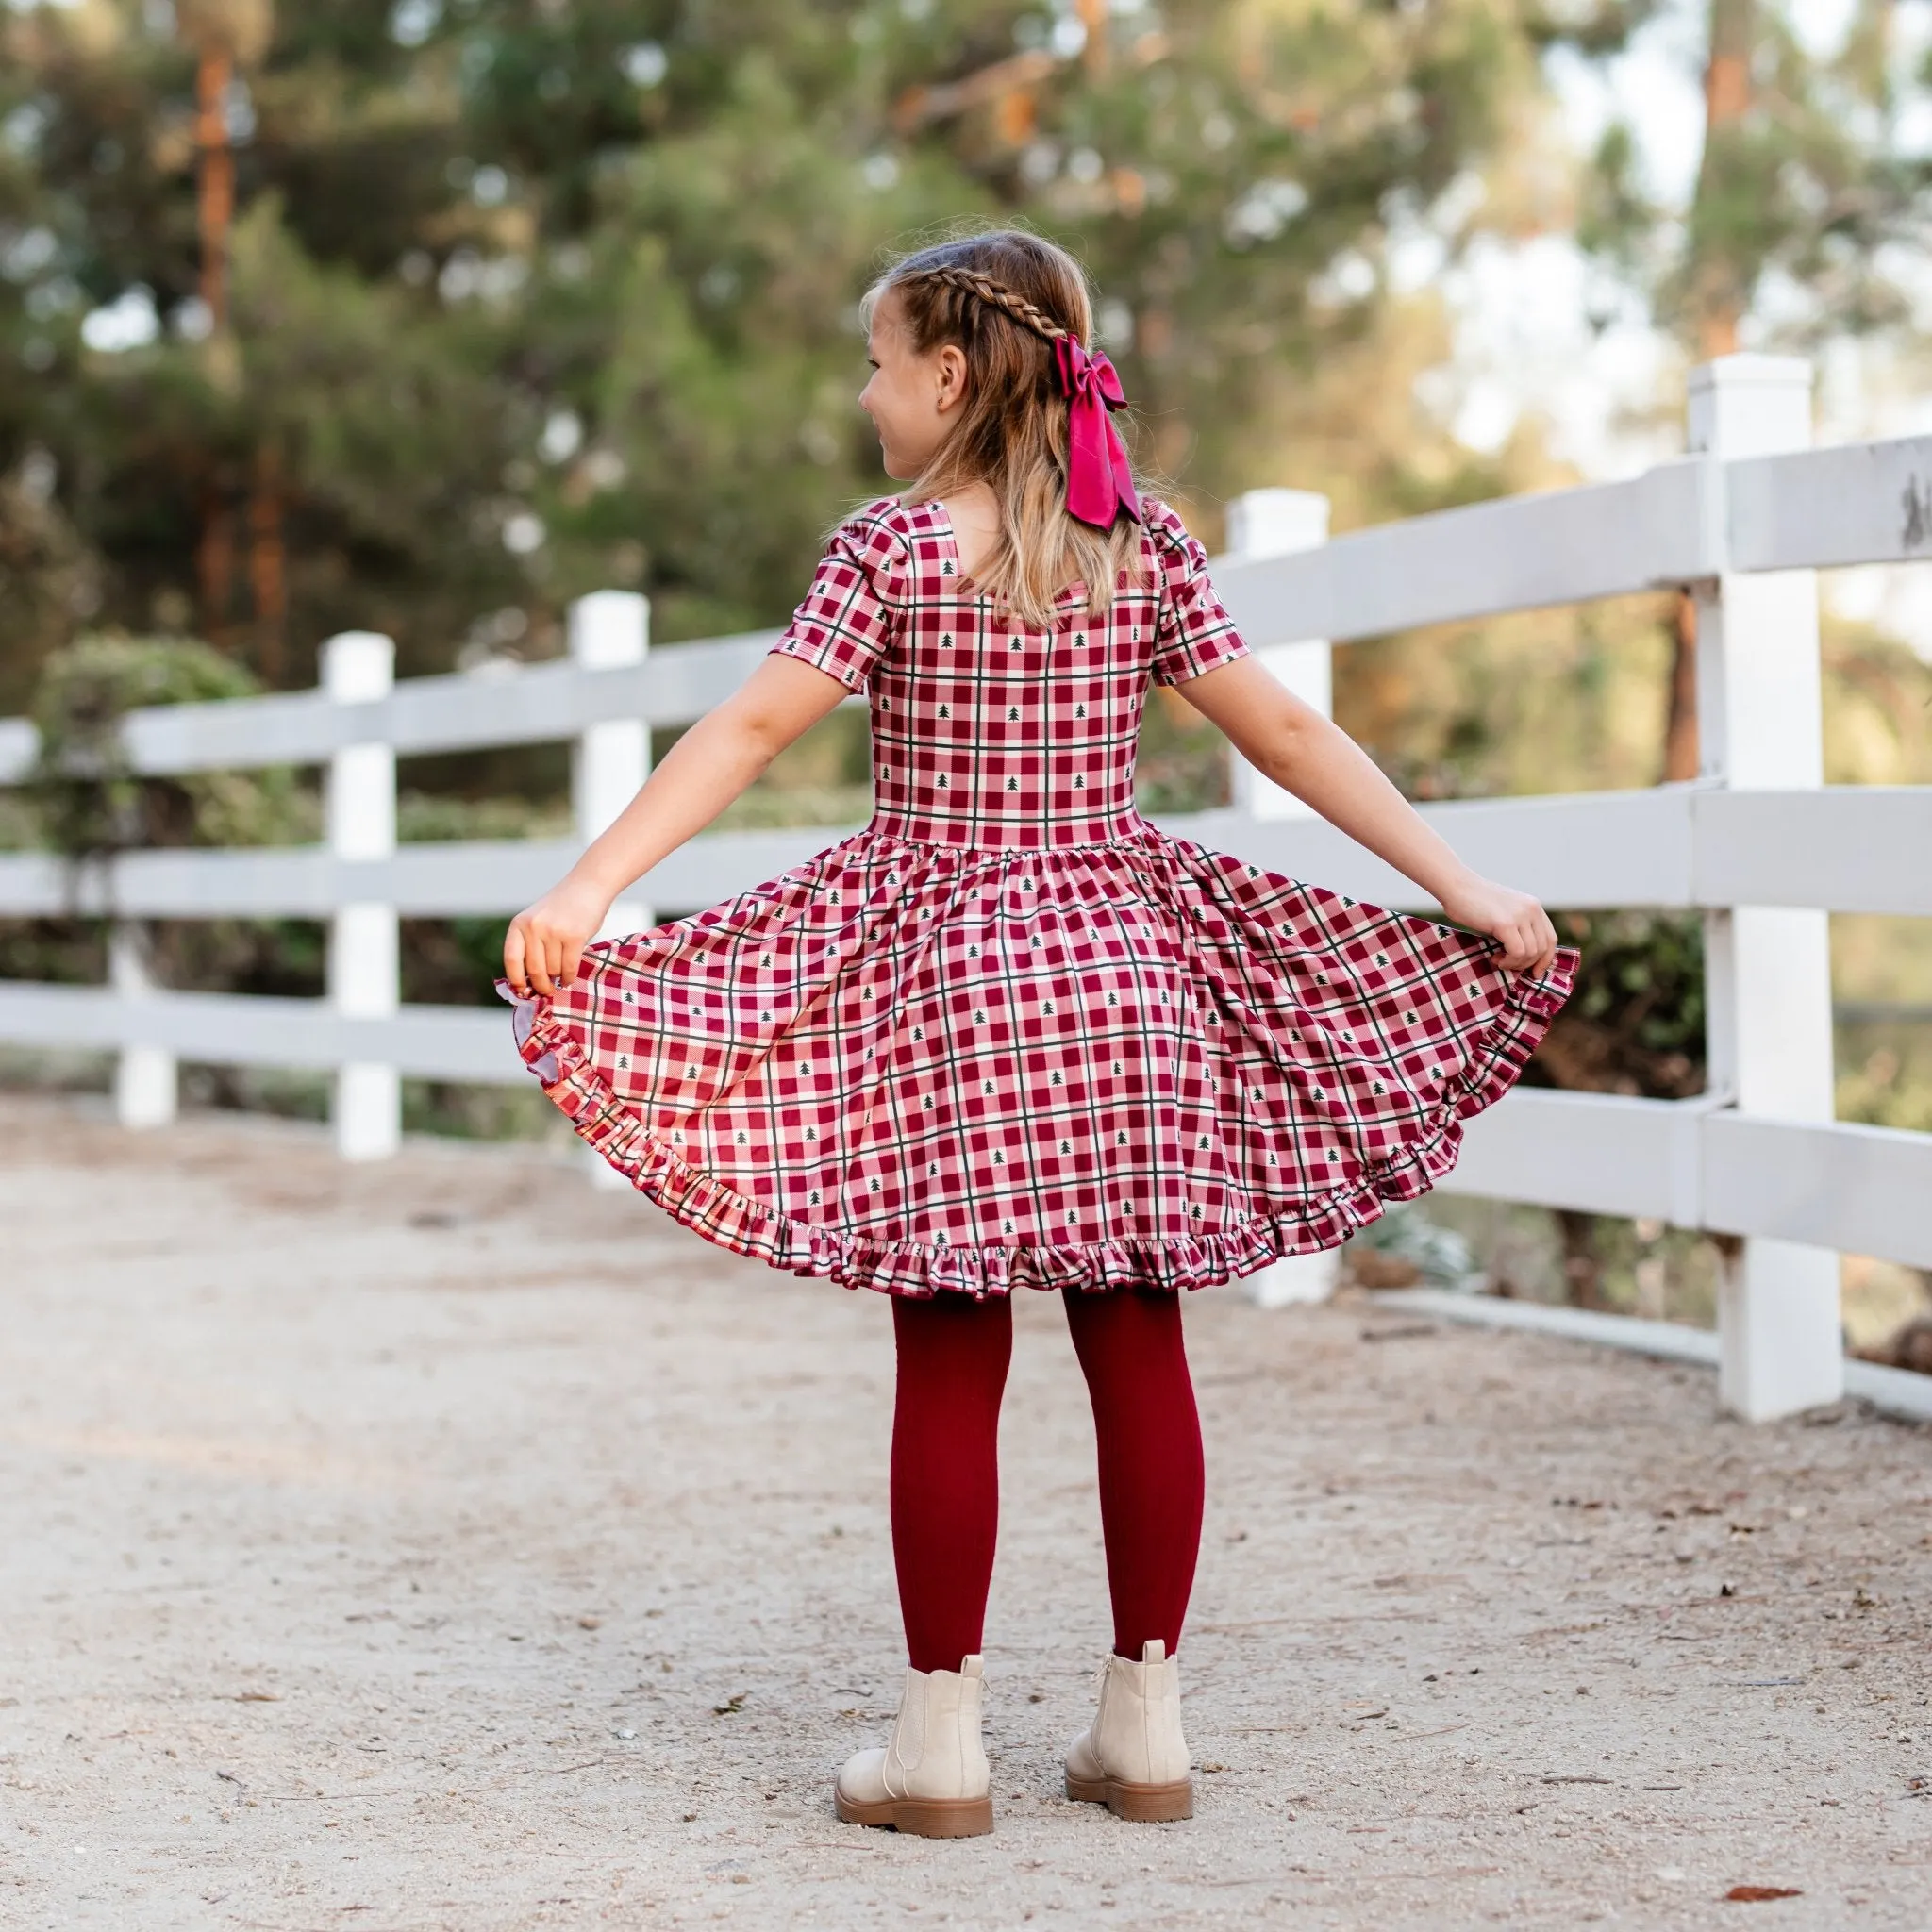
[
  {"left": 1135, "top": 495, "right": 1203, "bottom": 562},
  {"left": 828, "top": 493, "right": 944, "bottom": 553},
  {"left": 818, "top": 494, "right": 951, "bottom": 593},
  {"left": 1127, "top": 498, "right": 1216, "bottom": 608}
]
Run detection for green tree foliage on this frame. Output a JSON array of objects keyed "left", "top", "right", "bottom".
[
  {"left": 1, "top": 0, "right": 1628, "bottom": 697},
  {"left": 1532, "top": 908, "right": 1706, "bottom": 1098},
  {"left": 12, "top": 630, "right": 322, "bottom": 1003},
  {"left": 1577, "top": 0, "right": 1932, "bottom": 356},
  {"left": 28, "top": 630, "right": 304, "bottom": 857}
]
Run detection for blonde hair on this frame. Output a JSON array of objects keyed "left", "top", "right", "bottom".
[{"left": 862, "top": 229, "right": 1151, "bottom": 631}]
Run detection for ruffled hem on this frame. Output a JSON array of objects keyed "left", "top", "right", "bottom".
[{"left": 496, "top": 945, "right": 1575, "bottom": 1300}]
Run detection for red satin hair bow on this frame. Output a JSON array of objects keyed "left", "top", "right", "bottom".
[{"left": 1054, "top": 336, "right": 1141, "bottom": 530}]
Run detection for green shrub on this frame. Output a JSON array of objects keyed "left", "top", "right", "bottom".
[{"left": 27, "top": 634, "right": 312, "bottom": 859}]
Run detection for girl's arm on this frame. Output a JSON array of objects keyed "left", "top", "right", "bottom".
[
  {"left": 1175, "top": 655, "right": 1560, "bottom": 975},
  {"left": 504, "top": 656, "right": 854, "bottom": 996}
]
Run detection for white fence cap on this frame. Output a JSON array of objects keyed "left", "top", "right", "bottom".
[
  {"left": 1224, "top": 488, "right": 1330, "bottom": 560},
  {"left": 320, "top": 632, "right": 395, "bottom": 703},
  {"left": 569, "top": 591, "right": 649, "bottom": 670}
]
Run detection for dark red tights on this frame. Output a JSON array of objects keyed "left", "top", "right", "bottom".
[{"left": 889, "top": 1290, "right": 1205, "bottom": 1674}]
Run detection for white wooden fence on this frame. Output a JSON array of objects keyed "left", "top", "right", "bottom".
[{"left": 3, "top": 353, "right": 1930, "bottom": 1423}]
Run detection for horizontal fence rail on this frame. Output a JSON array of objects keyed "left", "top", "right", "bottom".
[
  {"left": 0, "top": 424, "right": 1928, "bottom": 784},
  {"left": 3, "top": 786, "right": 1927, "bottom": 923},
  {"left": 1214, "top": 458, "right": 1716, "bottom": 646},
  {"left": 1213, "top": 431, "right": 1932, "bottom": 645},
  {"left": 1369, "top": 1288, "right": 1932, "bottom": 1425},
  {"left": 1, "top": 353, "right": 1928, "bottom": 1425},
  {"left": 1443, "top": 1090, "right": 1932, "bottom": 1273},
  {"left": 8, "top": 973, "right": 1930, "bottom": 1274},
  {"left": 0, "top": 631, "right": 799, "bottom": 785},
  {"left": 0, "top": 981, "right": 515, "bottom": 1085},
  {"left": 1726, "top": 432, "right": 1932, "bottom": 573}
]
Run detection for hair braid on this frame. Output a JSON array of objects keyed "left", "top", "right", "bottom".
[{"left": 922, "top": 264, "right": 1074, "bottom": 345}]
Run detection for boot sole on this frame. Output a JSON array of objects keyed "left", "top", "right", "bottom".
[
  {"left": 833, "top": 1790, "right": 994, "bottom": 1838},
  {"left": 1065, "top": 1771, "right": 1193, "bottom": 1823}
]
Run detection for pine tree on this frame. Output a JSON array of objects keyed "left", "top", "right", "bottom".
[
  {"left": 2, "top": 0, "right": 526, "bottom": 684},
  {"left": 1574, "top": 0, "right": 1932, "bottom": 778},
  {"left": 2, "top": 0, "right": 1622, "bottom": 693}
]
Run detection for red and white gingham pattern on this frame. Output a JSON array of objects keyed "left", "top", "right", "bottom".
[{"left": 505, "top": 495, "right": 1577, "bottom": 1297}]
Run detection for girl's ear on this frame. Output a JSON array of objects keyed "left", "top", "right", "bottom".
[{"left": 934, "top": 341, "right": 971, "bottom": 415}]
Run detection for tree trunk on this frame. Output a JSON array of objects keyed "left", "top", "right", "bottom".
[
  {"left": 1662, "top": 0, "right": 1756, "bottom": 782},
  {"left": 1693, "top": 0, "right": 1753, "bottom": 358},
  {"left": 248, "top": 442, "right": 286, "bottom": 684},
  {"left": 1075, "top": 0, "right": 1108, "bottom": 75},
  {"left": 1662, "top": 590, "right": 1700, "bottom": 782},
  {"left": 1556, "top": 1209, "right": 1604, "bottom": 1310},
  {"left": 196, "top": 489, "right": 236, "bottom": 647},
  {"left": 195, "top": 43, "right": 235, "bottom": 331},
  {"left": 194, "top": 42, "right": 237, "bottom": 642}
]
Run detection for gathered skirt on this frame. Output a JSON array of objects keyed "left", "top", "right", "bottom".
[{"left": 501, "top": 821, "right": 1576, "bottom": 1298}]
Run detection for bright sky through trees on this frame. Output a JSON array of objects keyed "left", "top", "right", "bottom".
[{"left": 1452, "top": 0, "right": 1932, "bottom": 479}]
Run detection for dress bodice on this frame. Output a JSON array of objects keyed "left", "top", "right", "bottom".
[{"left": 768, "top": 496, "right": 1252, "bottom": 851}]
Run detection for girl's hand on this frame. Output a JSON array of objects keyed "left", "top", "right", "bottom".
[
  {"left": 503, "top": 874, "right": 613, "bottom": 997},
  {"left": 1439, "top": 874, "right": 1560, "bottom": 976}
]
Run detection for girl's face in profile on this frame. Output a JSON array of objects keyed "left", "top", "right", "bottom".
[{"left": 859, "top": 291, "right": 969, "bottom": 481}]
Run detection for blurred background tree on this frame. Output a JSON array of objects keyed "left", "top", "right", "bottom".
[
  {"left": 1572, "top": 0, "right": 1932, "bottom": 780},
  {"left": 2, "top": 0, "right": 1654, "bottom": 691}
]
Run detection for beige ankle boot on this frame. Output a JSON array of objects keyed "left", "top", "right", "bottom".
[
  {"left": 1063, "top": 1638, "right": 1192, "bottom": 1822},
  {"left": 834, "top": 1654, "right": 993, "bottom": 1838}
]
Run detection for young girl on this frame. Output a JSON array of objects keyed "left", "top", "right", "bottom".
[{"left": 501, "top": 229, "right": 1575, "bottom": 1840}]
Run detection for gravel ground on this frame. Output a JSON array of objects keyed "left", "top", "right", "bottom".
[{"left": 3, "top": 1093, "right": 1929, "bottom": 1932}]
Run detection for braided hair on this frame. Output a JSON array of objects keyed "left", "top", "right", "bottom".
[
  {"left": 918, "top": 263, "right": 1074, "bottom": 345},
  {"left": 862, "top": 229, "right": 1149, "bottom": 629}
]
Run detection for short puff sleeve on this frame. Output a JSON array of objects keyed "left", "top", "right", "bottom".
[
  {"left": 1146, "top": 499, "right": 1250, "bottom": 687},
  {"left": 765, "top": 507, "right": 908, "bottom": 693}
]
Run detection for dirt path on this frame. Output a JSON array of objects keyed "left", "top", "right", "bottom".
[{"left": 2, "top": 1094, "right": 1928, "bottom": 1930}]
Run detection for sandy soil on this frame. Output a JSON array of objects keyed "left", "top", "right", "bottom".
[{"left": 2, "top": 1093, "right": 1929, "bottom": 1931}]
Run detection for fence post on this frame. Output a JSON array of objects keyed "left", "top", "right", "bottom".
[
  {"left": 1224, "top": 489, "right": 1332, "bottom": 824},
  {"left": 1221, "top": 488, "right": 1341, "bottom": 1308},
  {"left": 571, "top": 591, "right": 652, "bottom": 1190},
  {"left": 110, "top": 923, "right": 176, "bottom": 1129},
  {"left": 323, "top": 631, "right": 400, "bottom": 1162},
  {"left": 571, "top": 591, "right": 653, "bottom": 936},
  {"left": 1688, "top": 355, "right": 1843, "bottom": 1422}
]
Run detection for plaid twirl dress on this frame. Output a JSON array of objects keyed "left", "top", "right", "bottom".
[{"left": 504, "top": 495, "right": 1576, "bottom": 1297}]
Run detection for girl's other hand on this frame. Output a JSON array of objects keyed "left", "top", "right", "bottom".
[
  {"left": 503, "top": 875, "right": 613, "bottom": 997},
  {"left": 1438, "top": 874, "right": 1560, "bottom": 976}
]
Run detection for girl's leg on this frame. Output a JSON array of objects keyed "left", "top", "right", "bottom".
[
  {"left": 1061, "top": 1288, "right": 1205, "bottom": 1658},
  {"left": 890, "top": 1291, "right": 1014, "bottom": 1674}
]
